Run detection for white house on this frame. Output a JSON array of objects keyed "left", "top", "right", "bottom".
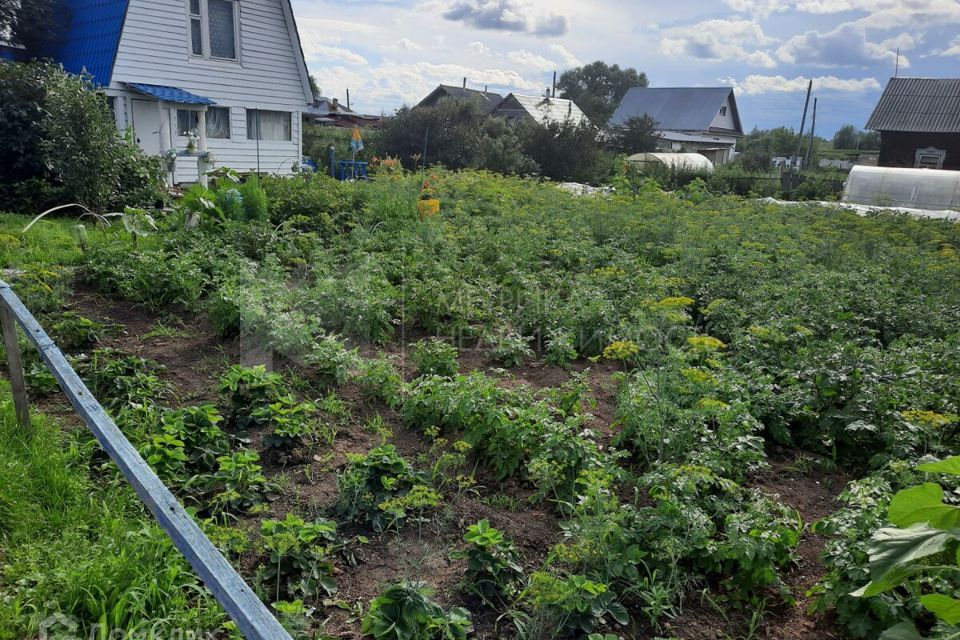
[
  {"left": 49, "top": 0, "right": 314, "bottom": 183},
  {"left": 609, "top": 87, "right": 744, "bottom": 166}
]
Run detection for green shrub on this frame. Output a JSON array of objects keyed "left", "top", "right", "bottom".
[
  {"left": 82, "top": 349, "right": 170, "bottom": 411},
  {"left": 218, "top": 365, "right": 287, "bottom": 430},
  {"left": 353, "top": 355, "right": 404, "bottom": 408},
  {"left": 520, "top": 572, "right": 628, "bottom": 638},
  {"left": 411, "top": 338, "right": 459, "bottom": 377},
  {"left": 304, "top": 334, "right": 358, "bottom": 387},
  {"left": 50, "top": 312, "right": 113, "bottom": 350},
  {"left": 335, "top": 444, "right": 430, "bottom": 531},
  {"left": 259, "top": 514, "right": 339, "bottom": 598},
  {"left": 238, "top": 175, "right": 269, "bottom": 222},
  {"left": 199, "top": 451, "right": 277, "bottom": 515},
  {"left": 454, "top": 519, "right": 524, "bottom": 604},
  {"left": 361, "top": 580, "right": 473, "bottom": 640},
  {"left": 488, "top": 331, "right": 534, "bottom": 367},
  {"left": 258, "top": 396, "right": 318, "bottom": 452}
]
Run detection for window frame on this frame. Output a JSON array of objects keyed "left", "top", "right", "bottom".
[
  {"left": 915, "top": 147, "right": 945, "bottom": 170},
  {"left": 719, "top": 106, "right": 727, "bottom": 117},
  {"left": 176, "top": 109, "right": 201, "bottom": 137},
  {"left": 185, "top": 0, "right": 240, "bottom": 62}
]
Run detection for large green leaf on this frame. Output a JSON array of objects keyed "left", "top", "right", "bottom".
[
  {"left": 879, "top": 621, "right": 921, "bottom": 640},
  {"left": 887, "top": 483, "right": 960, "bottom": 530},
  {"left": 869, "top": 524, "right": 959, "bottom": 580},
  {"left": 921, "top": 594, "right": 960, "bottom": 625},
  {"left": 918, "top": 456, "right": 960, "bottom": 476}
]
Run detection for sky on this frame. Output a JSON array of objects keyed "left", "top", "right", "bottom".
[{"left": 290, "top": 0, "right": 960, "bottom": 137}]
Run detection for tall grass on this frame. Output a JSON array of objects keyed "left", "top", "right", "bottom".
[{"left": 0, "top": 382, "right": 227, "bottom": 637}]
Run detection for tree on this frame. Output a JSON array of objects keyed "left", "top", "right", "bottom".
[
  {"left": 609, "top": 115, "right": 659, "bottom": 154},
  {"left": 831, "top": 125, "right": 858, "bottom": 150},
  {"left": 0, "top": 0, "right": 63, "bottom": 54},
  {"left": 557, "top": 61, "right": 648, "bottom": 126},
  {"left": 521, "top": 119, "right": 608, "bottom": 183}
]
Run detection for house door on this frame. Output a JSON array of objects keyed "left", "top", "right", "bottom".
[{"left": 131, "top": 99, "right": 162, "bottom": 155}]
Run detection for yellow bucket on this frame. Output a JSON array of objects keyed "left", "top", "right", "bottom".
[{"left": 417, "top": 199, "right": 441, "bottom": 220}]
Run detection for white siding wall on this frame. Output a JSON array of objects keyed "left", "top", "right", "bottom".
[
  {"left": 110, "top": 0, "right": 309, "bottom": 177},
  {"left": 709, "top": 96, "right": 737, "bottom": 132}
]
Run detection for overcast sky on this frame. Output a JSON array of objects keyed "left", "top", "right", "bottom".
[{"left": 290, "top": 0, "right": 960, "bottom": 136}]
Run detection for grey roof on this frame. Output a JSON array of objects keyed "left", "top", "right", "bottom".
[
  {"left": 610, "top": 87, "right": 742, "bottom": 134},
  {"left": 865, "top": 78, "right": 960, "bottom": 133},
  {"left": 415, "top": 85, "right": 504, "bottom": 115},
  {"left": 494, "top": 93, "right": 591, "bottom": 127}
]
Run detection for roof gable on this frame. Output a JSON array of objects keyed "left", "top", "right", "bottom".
[
  {"left": 610, "top": 87, "right": 742, "bottom": 134},
  {"left": 865, "top": 77, "right": 960, "bottom": 133},
  {"left": 46, "top": 0, "right": 130, "bottom": 86}
]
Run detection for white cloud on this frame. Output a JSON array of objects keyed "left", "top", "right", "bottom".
[
  {"left": 468, "top": 41, "right": 490, "bottom": 55},
  {"left": 723, "top": 74, "right": 882, "bottom": 95},
  {"left": 549, "top": 43, "right": 581, "bottom": 67},
  {"left": 777, "top": 23, "right": 910, "bottom": 68},
  {"left": 304, "top": 45, "right": 368, "bottom": 66},
  {"left": 297, "top": 17, "right": 378, "bottom": 35},
  {"left": 395, "top": 38, "right": 421, "bottom": 51},
  {"left": 508, "top": 48, "right": 556, "bottom": 71},
  {"left": 660, "top": 19, "right": 776, "bottom": 68},
  {"left": 936, "top": 35, "right": 960, "bottom": 56}
]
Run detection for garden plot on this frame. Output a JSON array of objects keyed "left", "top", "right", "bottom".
[{"left": 0, "top": 171, "right": 958, "bottom": 640}]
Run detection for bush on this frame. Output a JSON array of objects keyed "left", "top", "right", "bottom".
[
  {"left": 411, "top": 338, "right": 459, "bottom": 378},
  {"left": 0, "top": 62, "right": 165, "bottom": 213},
  {"left": 335, "top": 444, "right": 431, "bottom": 531}
]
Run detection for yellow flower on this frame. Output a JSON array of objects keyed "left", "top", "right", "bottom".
[
  {"left": 901, "top": 410, "right": 957, "bottom": 428},
  {"left": 603, "top": 340, "right": 640, "bottom": 361},
  {"left": 681, "top": 368, "right": 716, "bottom": 384},
  {"left": 687, "top": 335, "right": 726, "bottom": 351},
  {"left": 653, "top": 296, "right": 695, "bottom": 311}
]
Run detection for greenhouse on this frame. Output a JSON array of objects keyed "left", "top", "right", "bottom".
[
  {"left": 842, "top": 165, "right": 960, "bottom": 211},
  {"left": 627, "top": 152, "right": 715, "bottom": 173}
]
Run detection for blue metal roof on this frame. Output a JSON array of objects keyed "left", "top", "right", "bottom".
[
  {"left": 47, "top": 0, "right": 130, "bottom": 86},
  {"left": 127, "top": 82, "right": 216, "bottom": 105},
  {"left": 610, "top": 87, "right": 743, "bottom": 134}
]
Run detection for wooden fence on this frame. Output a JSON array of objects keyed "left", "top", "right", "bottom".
[{"left": 0, "top": 281, "right": 292, "bottom": 640}]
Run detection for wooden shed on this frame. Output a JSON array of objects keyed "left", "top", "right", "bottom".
[{"left": 866, "top": 78, "right": 960, "bottom": 171}]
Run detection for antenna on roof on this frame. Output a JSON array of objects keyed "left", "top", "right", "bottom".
[
  {"left": 895, "top": 48, "right": 900, "bottom": 77},
  {"left": 552, "top": 71, "right": 557, "bottom": 98},
  {"left": 463, "top": 77, "right": 467, "bottom": 89},
  {"left": 346, "top": 89, "right": 351, "bottom": 110}
]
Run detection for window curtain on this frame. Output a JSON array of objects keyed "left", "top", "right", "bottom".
[
  {"left": 206, "top": 107, "right": 231, "bottom": 138},
  {"left": 247, "top": 110, "right": 291, "bottom": 141},
  {"left": 208, "top": 0, "right": 236, "bottom": 59}
]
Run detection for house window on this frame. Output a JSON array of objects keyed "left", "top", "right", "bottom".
[
  {"left": 719, "top": 106, "right": 727, "bottom": 117},
  {"left": 247, "top": 110, "right": 292, "bottom": 141},
  {"left": 189, "top": 0, "right": 203, "bottom": 56},
  {"left": 187, "top": 0, "right": 238, "bottom": 60},
  {"left": 206, "top": 106, "right": 231, "bottom": 138},
  {"left": 915, "top": 147, "right": 945, "bottom": 170},
  {"left": 177, "top": 109, "right": 200, "bottom": 136}
]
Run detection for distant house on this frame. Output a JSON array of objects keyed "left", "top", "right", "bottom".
[
  {"left": 38, "top": 0, "right": 314, "bottom": 182},
  {"left": 491, "top": 94, "right": 591, "bottom": 127},
  {"left": 415, "top": 84, "right": 504, "bottom": 115},
  {"left": 609, "top": 87, "right": 743, "bottom": 165},
  {"left": 306, "top": 97, "right": 381, "bottom": 128},
  {"left": 866, "top": 78, "right": 960, "bottom": 171}
]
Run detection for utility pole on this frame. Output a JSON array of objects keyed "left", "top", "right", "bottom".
[
  {"left": 794, "top": 80, "right": 813, "bottom": 171},
  {"left": 552, "top": 71, "right": 557, "bottom": 97},
  {"left": 805, "top": 98, "right": 818, "bottom": 166}
]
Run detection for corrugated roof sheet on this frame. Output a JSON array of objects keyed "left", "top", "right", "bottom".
[
  {"left": 127, "top": 83, "right": 216, "bottom": 105},
  {"left": 498, "top": 93, "right": 591, "bottom": 127},
  {"left": 610, "top": 87, "right": 741, "bottom": 133},
  {"left": 865, "top": 77, "right": 960, "bottom": 133},
  {"left": 46, "top": 0, "right": 129, "bottom": 86}
]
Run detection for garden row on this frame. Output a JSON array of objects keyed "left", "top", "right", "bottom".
[{"left": 1, "top": 169, "right": 959, "bottom": 639}]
